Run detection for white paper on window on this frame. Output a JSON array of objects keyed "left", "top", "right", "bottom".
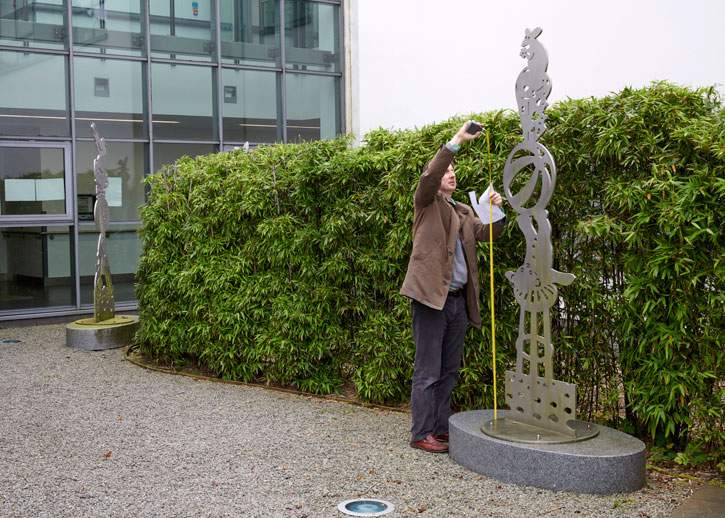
[
  {"left": 107, "top": 177, "right": 122, "bottom": 207},
  {"left": 5, "top": 179, "right": 36, "bottom": 201},
  {"left": 35, "top": 178, "right": 65, "bottom": 201}
]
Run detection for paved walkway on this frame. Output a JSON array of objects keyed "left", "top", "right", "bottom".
[
  {"left": 670, "top": 484, "right": 725, "bottom": 518},
  {"left": 0, "top": 322, "right": 716, "bottom": 517}
]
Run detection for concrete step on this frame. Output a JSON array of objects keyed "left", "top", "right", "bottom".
[{"left": 671, "top": 484, "right": 725, "bottom": 518}]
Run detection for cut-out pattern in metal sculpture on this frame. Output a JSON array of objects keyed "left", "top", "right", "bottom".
[
  {"left": 91, "top": 122, "right": 115, "bottom": 322},
  {"left": 485, "top": 28, "right": 594, "bottom": 442}
]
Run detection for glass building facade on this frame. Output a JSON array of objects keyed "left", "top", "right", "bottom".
[{"left": 0, "top": 0, "right": 344, "bottom": 320}]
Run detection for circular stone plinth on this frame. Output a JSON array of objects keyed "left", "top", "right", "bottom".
[
  {"left": 449, "top": 409, "right": 645, "bottom": 494},
  {"left": 66, "top": 315, "right": 140, "bottom": 351}
]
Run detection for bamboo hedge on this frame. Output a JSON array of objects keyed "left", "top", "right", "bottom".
[{"left": 136, "top": 82, "right": 724, "bottom": 468}]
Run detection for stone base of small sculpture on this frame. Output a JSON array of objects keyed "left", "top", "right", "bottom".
[
  {"left": 449, "top": 409, "right": 645, "bottom": 494},
  {"left": 66, "top": 315, "right": 140, "bottom": 350}
]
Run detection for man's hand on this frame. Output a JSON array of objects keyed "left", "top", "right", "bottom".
[
  {"left": 489, "top": 190, "right": 503, "bottom": 208},
  {"left": 449, "top": 120, "right": 483, "bottom": 147}
]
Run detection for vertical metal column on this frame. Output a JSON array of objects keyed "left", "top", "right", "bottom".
[
  {"left": 169, "top": 0, "right": 175, "bottom": 35},
  {"left": 144, "top": 0, "right": 154, "bottom": 176},
  {"left": 215, "top": 0, "right": 224, "bottom": 148},
  {"left": 339, "top": 0, "right": 346, "bottom": 135},
  {"left": 66, "top": 0, "right": 81, "bottom": 310},
  {"left": 279, "top": 0, "right": 287, "bottom": 143}
]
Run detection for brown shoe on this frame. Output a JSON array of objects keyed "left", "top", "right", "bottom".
[
  {"left": 434, "top": 433, "right": 449, "bottom": 443},
  {"left": 410, "top": 434, "right": 449, "bottom": 453}
]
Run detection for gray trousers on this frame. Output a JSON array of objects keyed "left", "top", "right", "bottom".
[{"left": 410, "top": 294, "right": 468, "bottom": 442}]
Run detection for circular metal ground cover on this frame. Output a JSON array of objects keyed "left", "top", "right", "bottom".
[{"left": 337, "top": 499, "right": 394, "bottom": 516}]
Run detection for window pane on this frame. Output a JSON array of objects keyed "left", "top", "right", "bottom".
[
  {"left": 72, "top": 0, "right": 144, "bottom": 56},
  {"left": 222, "top": 68, "right": 278, "bottom": 143},
  {"left": 286, "top": 73, "right": 339, "bottom": 141},
  {"left": 151, "top": 63, "right": 215, "bottom": 140},
  {"left": 78, "top": 223, "right": 140, "bottom": 304},
  {"left": 153, "top": 143, "right": 215, "bottom": 172},
  {"left": 0, "top": 51, "right": 69, "bottom": 137},
  {"left": 150, "top": 0, "right": 214, "bottom": 61},
  {"left": 0, "top": 225, "right": 74, "bottom": 312},
  {"left": 0, "top": 147, "right": 67, "bottom": 216},
  {"left": 285, "top": 0, "right": 339, "bottom": 72},
  {"left": 220, "top": 0, "right": 281, "bottom": 67},
  {"left": 75, "top": 141, "right": 147, "bottom": 222},
  {"left": 74, "top": 57, "right": 146, "bottom": 138},
  {"left": 0, "top": 0, "right": 67, "bottom": 50}
]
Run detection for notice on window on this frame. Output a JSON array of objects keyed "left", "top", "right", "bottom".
[
  {"left": 107, "top": 177, "right": 122, "bottom": 207},
  {"left": 35, "top": 178, "right": 65, "bottom": 201},
  {"left": 5, "top": 179, "right": 36, "bottom": 201}
]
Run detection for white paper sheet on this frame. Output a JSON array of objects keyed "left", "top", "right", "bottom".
[
  {"left": 468, "top": 184, "right": 506, "bottom": 224},
  {"left": 35, "top": 178, "right": 65, "bottom": 201},
  {"left": 5, "top": 179, "right": 36, "bottom": 201},
  {"left": 107, "top": 177, "right": 122, "bottom": 207}
]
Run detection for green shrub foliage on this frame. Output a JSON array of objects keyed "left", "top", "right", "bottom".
[{"left": 137, "top": 82, "right": 723, "bottom": 463}]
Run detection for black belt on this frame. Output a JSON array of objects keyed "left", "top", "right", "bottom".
[{"left": 448, "top": 288, "right": 464, "bottom": 298}]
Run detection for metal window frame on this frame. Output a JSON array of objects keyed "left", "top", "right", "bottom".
[
  {"left": 0, "top": 141, "right": 74, "bottom": 225},
  {"left": 67, "top": 0, "right": 81, "bottom": 309}
]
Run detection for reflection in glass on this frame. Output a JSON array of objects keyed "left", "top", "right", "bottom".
[
  {"left": 153, "top": 143, "right": 215, "bottom": 173},
  {"left": 0, "top": 225, "right": 74, "bottom": 311},
  {"left": 150, "top": 0, "right": 214, "bottom": 61},
  {"left": 74, "top": 57, "right": 146, "bottom": 138},
  {"left": 0, "top": 51, "right": 69, "bottom": 137},
  {"left": 0, "top": 0, "right": 67, "bottom": 50},
  {"left": 222, "top": 68, "right": 278, "bottom": 143},
  {"left": 220, "top": 0, "right": 281, "bottom": 67},
  {"left": 285, "top": 0, "right": 339, "bottom": 72},
  {"left": 286, "top": 73, "right": 339, "bottom": 141},
  {"left": 0, "top": 147, "right": 66, "bottom": 216},
  {"left": 76, "top": 141, "right": 147, "bottom": 222},
  {"left": 72, "top": 0, "right": 145, "bottom": 56},
  {"left": 151, "top": 63, "right": 215, "bottom": 140},
  {"left": 78, "top": 223, "right": 140, "bottom": 304}
]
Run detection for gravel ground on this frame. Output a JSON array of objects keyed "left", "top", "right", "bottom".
[{"left": 0, "top": 323, "right": 690, "bottom": 518}]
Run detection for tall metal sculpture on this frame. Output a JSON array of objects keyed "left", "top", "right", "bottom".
[
  {"left": 483, "top": 28, "right": 597, "bottom": 443},
  {"left": 66, "top": 124, "right": 139, "bottom": 349},
  {"left": 91, "top": 122, "right": 115, "bottom": 322}
]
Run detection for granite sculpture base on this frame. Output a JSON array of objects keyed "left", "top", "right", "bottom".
[
  {"left": 66, "top": 315, "right": 140, "bottom": 350},
  {"left": 449, "top": 409, "right": 646, "bottom": 494}
]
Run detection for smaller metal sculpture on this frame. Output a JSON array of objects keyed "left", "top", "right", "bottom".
[
  {"left": 483, "top": 28, "right": 597, "bottom": 443},
  {"left": 91, "top": 122, "right": 115, "bottom": 322}
]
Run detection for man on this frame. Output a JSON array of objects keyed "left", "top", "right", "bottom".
[{"left": 400, "top": 120, "right": 505, "bottom": 453}]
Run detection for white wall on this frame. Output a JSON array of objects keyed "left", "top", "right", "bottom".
[
  {"left": 355, "top": 0, "right": 725, "bottom": 135},
  {"left": 343, "top": 0, "right": 360, "bottom": 142}
]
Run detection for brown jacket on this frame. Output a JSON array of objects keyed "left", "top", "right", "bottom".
[{"left": 400, "top": 146, "right": 505, "bottom": 328}]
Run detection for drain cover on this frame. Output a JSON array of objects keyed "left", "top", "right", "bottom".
[{"left": 338, "top": 499, "right": 394, "bottom": 516}]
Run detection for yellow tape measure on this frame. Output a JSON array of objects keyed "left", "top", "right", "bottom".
[{"left": 486, "top": 130, "right": 497, "bottom": 420}]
